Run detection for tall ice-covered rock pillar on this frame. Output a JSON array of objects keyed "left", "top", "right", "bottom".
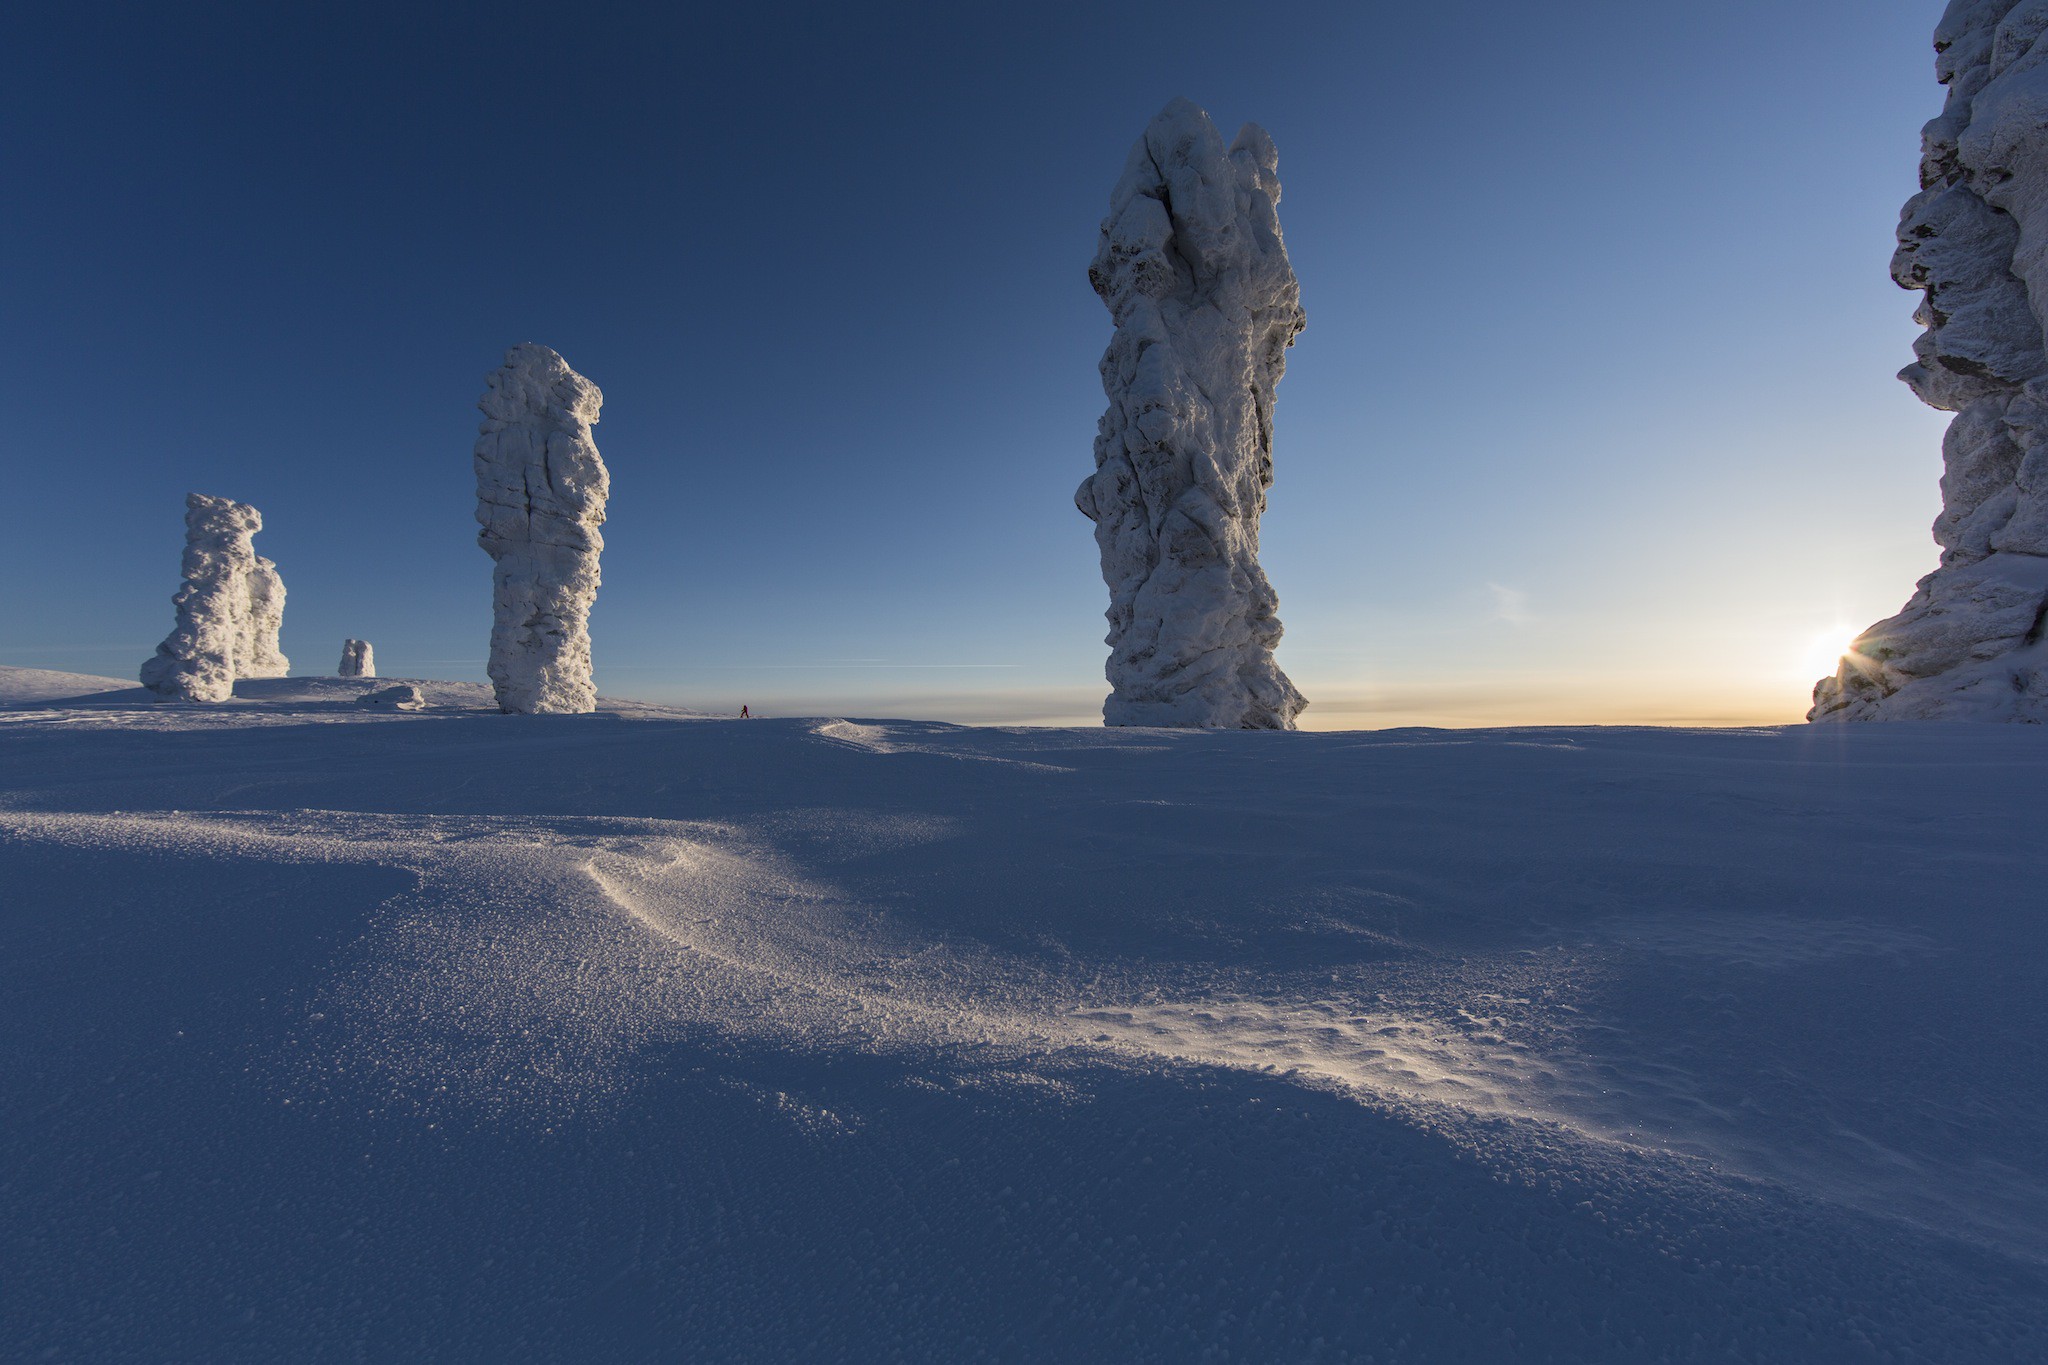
[
  {"left": 239, "top": 556, "right": 289, "bottom": 678},
  {"left": 1076, "top": 98, "right": 1307, "bottom": 729},
  {"left": 140, "top": 493, "right": 284, "bottom": 701},
  {"left": 474, "top": 343, "right": 608, "bottom": 715},
  {"left": 1811, "top": 1, "right": 2048, "bottom": 720}
]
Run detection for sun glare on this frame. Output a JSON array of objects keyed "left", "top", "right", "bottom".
[{"left": 1799, "top": 623, "right": 1862, "bottom": 681}]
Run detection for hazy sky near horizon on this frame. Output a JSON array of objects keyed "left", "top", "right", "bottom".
[{"left": 2, "top": 0, "right": 1956, "bottom": 727}]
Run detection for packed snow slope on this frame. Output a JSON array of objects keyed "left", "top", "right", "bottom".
[
  {"left": 3, "top": 665, "right": 2046, "bottom": 1362},
  {"left": 0, "top": 666, "right": 141, "bottom": 705}
]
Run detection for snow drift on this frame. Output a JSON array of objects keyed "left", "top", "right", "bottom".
[{"left": 4, "top": 670, "right": 2046, "bottom": 1360}]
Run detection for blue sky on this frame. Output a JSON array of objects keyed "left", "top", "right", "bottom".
[{"left": 1, "top": 0, "right": 1953, "bottom": 726}]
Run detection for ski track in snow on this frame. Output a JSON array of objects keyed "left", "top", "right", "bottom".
[{"left": 4, "top": 666, "right": 2047, "bottom": 1360}]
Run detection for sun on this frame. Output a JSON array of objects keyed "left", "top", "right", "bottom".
[{"left": 1799, "top": 622, "right": 1862, "bottom": 681}]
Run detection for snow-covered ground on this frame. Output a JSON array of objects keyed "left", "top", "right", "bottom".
[{"left": 3, "top": 663, "right": 2045, "bottom": 1361}]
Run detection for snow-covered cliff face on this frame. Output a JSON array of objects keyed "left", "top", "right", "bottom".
[
  {"left": 1813, "top": 0, "right": 2048, "bottom": 720},
  {"left": 474, "top": 343, "right": 608, "bottom": 715},
  {"left": 1076, "top": 99, "right": 1307, "bottom": 729},
  {"left": 140, "top": 494, "right": 281, "bottom": 703},
  {"left": 338, "top": 639, "right": 374, "bottom": 678}
]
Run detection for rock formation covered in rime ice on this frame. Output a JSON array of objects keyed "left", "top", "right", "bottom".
[
  {"left": 140, "top": 494, "right": 286, "bottom": 702},
  {"left": 238, "top": 556, "right": 289, "bottom": 679},
  {"left": 1075, "top": 98, "right": 1307, "bottom": 729},
  {"left": 338, "top": 639, "right": 374, "bottom": 678},
  {"left": 1813, "top": 1, "right": 2048, "bottom": 721},
  {"left": 474, "top": 343, "right": 608, "bottom": 715}
]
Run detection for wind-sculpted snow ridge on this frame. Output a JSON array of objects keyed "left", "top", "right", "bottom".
[
  {"left": 337, "top": 638, "right": 373, "bottom": 678},
  {"left": 139, "top": 493, "right": 287, "bottom": 701},
  {"left": 1076, "top": 99, "right": 1307, "bottom": 730},
  {"left": 474, "top": 343, "right": 608, "bottom": 715},
  {"left": 1813, "top": 1, "right": 2048, "bottom": 720}
]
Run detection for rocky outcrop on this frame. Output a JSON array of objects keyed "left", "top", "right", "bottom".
[
  {"left": 1813, "top": 1, "right": 2048, "bottom": 720},
  {"left": 357, "top": 682, "right": 424, "bottom": 710},
  {"left": 338, "top": 639, "right": 374, "bottom": 678},
  {"left": 1076, "top": 99, "right": 1307, "bottom": 728},
  {"left": 140, "top": 494, "right": 284, "bottom": 702},
  {"left": 474, "top": 344, "right": 608, "bottom": 715}
]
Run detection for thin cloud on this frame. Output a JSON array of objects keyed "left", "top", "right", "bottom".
[{"left": 1486, "top": 583, "right": 1535, "bottom": 627}]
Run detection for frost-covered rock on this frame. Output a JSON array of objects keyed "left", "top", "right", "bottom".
[
  {"left": 1813, "top": 1, "right": 2048, "bottom": 721},
  {"left": 1076, "top": 99, "right": 1307, "bottom": 729},
  {"left": 140, "top": 494, "right": 282, "bottom": 702},
  {"left": 238, "top": 557, "right": 289, "bottom": 679},
  {"left": 357, "top": 682, "right": 424, "bottom": 710},
  {"left": 474, "top": 344, "right": 608, "bottom": 715},
  {"left": 338, "top": 639, "right": 374, "bottom": 678}
]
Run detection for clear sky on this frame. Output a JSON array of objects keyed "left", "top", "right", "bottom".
[{"left": 1, "top": 0, "right": 1955, "bottom": 727}]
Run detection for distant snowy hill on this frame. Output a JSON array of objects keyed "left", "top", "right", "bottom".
[
  {"left": 3, "top": 680, "right": 2046, "bottom": 1360},
  {"left": 0, "top": 664, "right": 137, "bottom": 704}
]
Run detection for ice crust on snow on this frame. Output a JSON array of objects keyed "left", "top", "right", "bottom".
[
  {"left": 1076, "top": 99, "right": 1307, "bottom": 729},
  {"left": 139, "top": 494, "right": 288, "bottom": 702},
  {"left": 1813, "top": 1, "right": 2048, "bottom": 720},
  {"left": 337, "top": 639, "right": 374, "bottom": 678},
  {"left": 474, "top": 344, "right": 608, "bottom": 715}
]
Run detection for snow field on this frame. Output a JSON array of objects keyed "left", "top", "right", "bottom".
[{"left": 3, "top": 666, "right": 2046, "bottom": 1359}]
